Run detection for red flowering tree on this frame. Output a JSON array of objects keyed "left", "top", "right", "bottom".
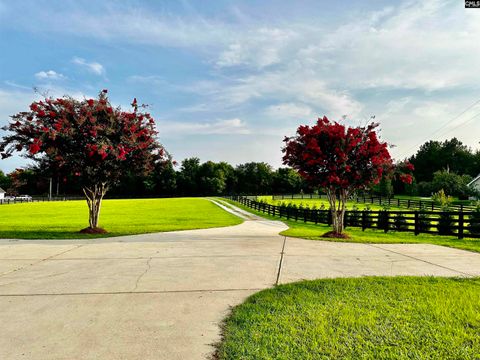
[
  {"left": 283, "top": 116, "right": 412, "bottom": 236},
  {"left": 0, "top": 90, "right": 169, "bottom": 233}
]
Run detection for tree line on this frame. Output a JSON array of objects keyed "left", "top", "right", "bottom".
[
  {"left": 2, "top": 137, "right": 480, "bottom": 199},
  {"left": 373, "top": 138, "right": 480, "bottom": 199},
  {"left": 0, "top": 158, "right": 308, "bottom": 197}
]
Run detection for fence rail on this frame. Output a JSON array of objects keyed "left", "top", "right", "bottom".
[
  {"left": 271, "top": 193, "right": 477, "bottom": 212},
  {"left": 0, "top": 196, "right": 85, "bottom": 205},
  {"left": 352, "top": 195, "right": 477, "bottom": 212},
  {"left": 227, "top": 196, "right": 480, "bottom": 239}
]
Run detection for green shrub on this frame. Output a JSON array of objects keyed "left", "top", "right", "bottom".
[{"left": 432, "top": 189, "right": 453, "bottom": 208}]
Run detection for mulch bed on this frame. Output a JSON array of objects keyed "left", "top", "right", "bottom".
[
  {"left": 79, "top": 227, "right": 108, "bottom": 234},
  {"left": 321, "top": 231, "right": 350, "bottom": 239}
]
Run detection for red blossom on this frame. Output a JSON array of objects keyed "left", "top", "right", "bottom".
[
  {"left": 283, "top": 116, "right": 392, "bottom": 190},
  {"left": 28, "top": 138, "right": 42, "bottom": 155}
]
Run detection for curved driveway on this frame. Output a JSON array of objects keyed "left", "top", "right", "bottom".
[{"left": 0, "top": 200, "right": 479, "bottom": 359}]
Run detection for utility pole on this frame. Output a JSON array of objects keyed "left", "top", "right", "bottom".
[{"left": 49, "top": 177, "right": 52, "bottom": 200}]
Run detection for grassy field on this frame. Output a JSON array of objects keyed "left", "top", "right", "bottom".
[
  {"left": 223, "top": 199, "right": 480, "bottom": 253},
  {"left": 0, "top": 198, "right": 242, "bottom": 239},
  {"left": 257, "top": 196, "right": 402, "bottom": 211},
  {"left": 216, "top": 277, "right": 480, "bottom": 359}
]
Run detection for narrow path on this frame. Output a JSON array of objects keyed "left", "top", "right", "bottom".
[{"left": 0, "top": 200, "right": 478, "bottom": 359}]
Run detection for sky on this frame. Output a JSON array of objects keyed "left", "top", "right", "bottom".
[{"left": 1, "top": 0, "right": 480, "bottom": 173}]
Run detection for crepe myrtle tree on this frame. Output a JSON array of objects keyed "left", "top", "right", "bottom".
[
  {"left": 282, "top": 116, "right": 413, "bottom": 236},
  {"left": 0, "top": 90, "right": 170, "bottom": 233}
]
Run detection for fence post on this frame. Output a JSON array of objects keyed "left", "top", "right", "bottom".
[
  {"left": 408, "top": 199, "right": 411, "bottom": 208},
  {"left": 362, "top": 211, "right": 366, "bottom": 231},
  {"left": 414, "top": 211, "right": 419, "bottom": 235},
  {"left": 458, "top": 212, "right": 464, "bottom": 239},
  {"left": 384, "top": 212, "right": 389, "bottom": 233},
  {"left": 431, "top": 202, "right": 434, "bottom": 211},
  {"left": 398, "top": 198, "right": 400, "bottom": 207}
]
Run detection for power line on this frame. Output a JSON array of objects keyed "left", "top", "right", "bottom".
[
  {"left": 434, "top": 110, "right": 480, "bottom": 140},
  {"left": 396, "top": 97, "right": 480, "bottom": 159}
]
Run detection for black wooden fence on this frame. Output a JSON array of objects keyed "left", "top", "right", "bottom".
[
  {"left": 0, "top": 196, "right": 85, "bottom": 205},
  {"left": 228, "top": 196, "right": 480, "bottom": 239},
  {"left": 272, "top": 193, "right": 477, "bottom": 212},
  {"left": 352, "top": 195, "right": 476, "bottom": 212}
]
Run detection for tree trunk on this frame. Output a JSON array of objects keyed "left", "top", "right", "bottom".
[
  {"left": 83, "top": 183, "right": 108, "bottom": 229},
  {"left": 327, "top": 188, "right": 349, "bottom": 234}
]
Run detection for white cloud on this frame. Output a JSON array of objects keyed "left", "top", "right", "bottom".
[
  {"left": 72, "top": 57, "right": 105, "bottom": 76},
  {"left": 127, "top": 75, "right": 166, "bottom": 84},
  {"left": 183, "top": 72, "right": 363, "bottom": 119},
  {"left": 3, "top": 0, "right": 480, "bottom": 165},
  {"left": 34, "top": 70, "right": 65, "bottom": 80},
  {"left": 265, "top": 102, "right": 313, "bottom": 120},
  {"left": 216, "top": 28, "right": 295, "bottom": 68},
  {"left": 160, "top": 118, "right": 250, "bottom": 136}
]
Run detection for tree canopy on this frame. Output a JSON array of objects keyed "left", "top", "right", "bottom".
[
  {"left": 0, "top": 90, "right": 168, "bottom": 231},
  {"left": 283, "top": 116, "right": 412, "bottom": 235}
]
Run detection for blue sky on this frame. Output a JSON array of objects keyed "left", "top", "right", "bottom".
[{"left": 1, "top": 0, "right": 480, "bottom": 172}]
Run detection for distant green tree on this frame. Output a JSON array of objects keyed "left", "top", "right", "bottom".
[
  {"left": 177, "top": 157, "right": 201, "bottom": 196},
  {"left": 372, "top": 176, "right": 393, "bottom": 197},
  {"left": 145, "top": 161, "right": 177, "bottom": 196},
  {"left": 197, "top": 161, "right": 232, "bottom": 195},
  {"left": 272, "top": 167, "right": 304, "bottom": 194},
  {"left": 235, "top": 162, "right": 273, "bottom": 194},
  {"left": 430, "top": 170, "right": 473, "bottom": 199},
  {"left": 0, "top": 170, "right": 12, "bottom": 191},
  {"left": 409, "top": 138, "right": 477, "bottom": 182}
]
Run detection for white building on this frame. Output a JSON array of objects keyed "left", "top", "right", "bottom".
[
  {"left": 468, "top": 174, "right": 480, "bottom": 199},
  {"left": 0, "top": 187, "right": 5, "bottom": 200}
]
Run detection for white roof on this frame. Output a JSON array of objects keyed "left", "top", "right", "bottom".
[
  {"left": 0, "top": 187, "right": 5, "bottom": 193},
  {"left": 468, "top": 174, "right": 480, "bottom": 186}
]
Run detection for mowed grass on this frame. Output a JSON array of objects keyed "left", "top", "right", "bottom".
[
  {"left": 216, "top": 277, "right": 480, "bottom": 360},
  {"left": 0, "top": 198, "right": 242, "bottom": 239},
  {"left": 222, "top": 199, "right": 480, "bottom": 253}
]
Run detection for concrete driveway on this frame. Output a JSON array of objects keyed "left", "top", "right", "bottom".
[{"left": 0, "top": 201, "right": 479, "bottom": 359}]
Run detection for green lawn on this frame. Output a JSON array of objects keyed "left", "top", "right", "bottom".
[
  {"left": 0, "top": 198, "right": 242, "bottom": 239},
  {"left": 222, "top": 199, "right": 480, "bottom": 253},
  {"left": 216, "top": 277, "right": 480, "bottom": 360}
]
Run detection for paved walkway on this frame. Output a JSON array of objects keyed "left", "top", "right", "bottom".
[{"left": 0, "top": 201, "right": 479, "bottom": 359}]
